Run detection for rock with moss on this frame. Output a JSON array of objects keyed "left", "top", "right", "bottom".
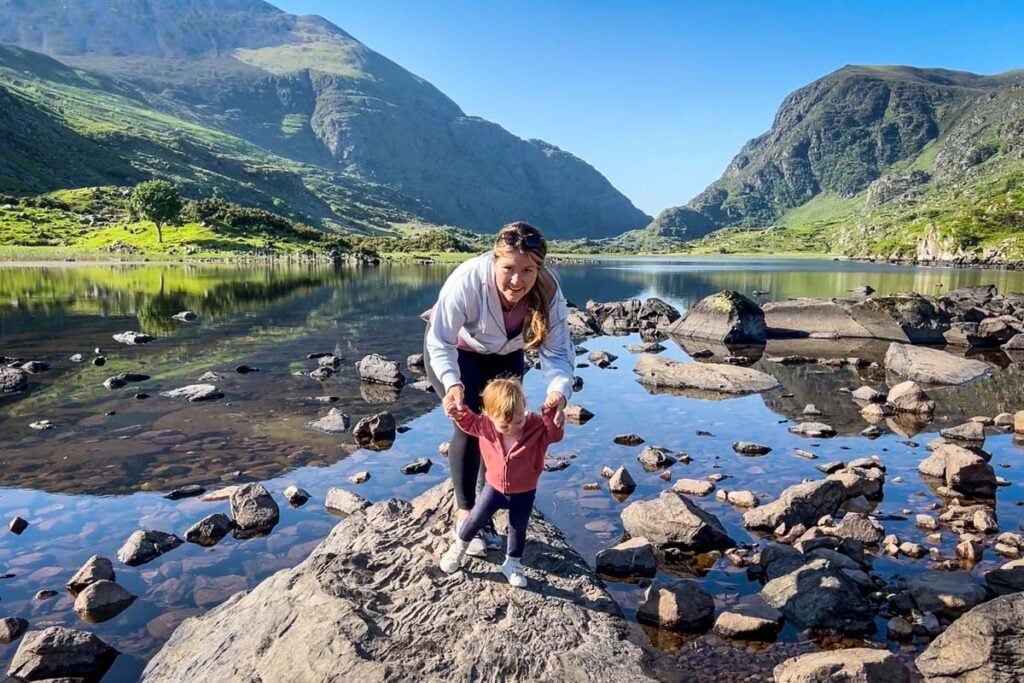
[{"left": 666, "top": 290, "right": 766, "bottom": 343}]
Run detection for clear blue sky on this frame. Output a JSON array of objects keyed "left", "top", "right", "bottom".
[{"left": 274, "top": 0, "right": 1023, "bottom": 216}]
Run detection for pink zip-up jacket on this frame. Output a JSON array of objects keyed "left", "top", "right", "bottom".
[{"left": 455, "top": 409, "right": 564, "bottom": 494}]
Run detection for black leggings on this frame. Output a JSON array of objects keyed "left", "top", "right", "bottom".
[{"left": 423, "top": 339, "right": 525, "bottom": 510}]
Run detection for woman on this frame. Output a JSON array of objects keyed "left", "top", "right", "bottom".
[{"left": 424, "top": 221, "right": 575, "bottom": 556}]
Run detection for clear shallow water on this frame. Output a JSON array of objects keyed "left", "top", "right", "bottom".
[{"left": 2, "top": 258, "right": 1024, "bottom": 681}]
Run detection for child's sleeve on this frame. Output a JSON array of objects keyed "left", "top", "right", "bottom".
[{"left": 455, "top": 410, "right": 486, "bottom": 438}]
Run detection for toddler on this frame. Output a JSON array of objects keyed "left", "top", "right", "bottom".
[{"left": 439, "top": 377, "right": 564, "bottom": 587}]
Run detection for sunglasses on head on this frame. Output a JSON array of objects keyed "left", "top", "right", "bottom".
[{"left": 498, "top": 230, "right": 544, "bottom": 251}]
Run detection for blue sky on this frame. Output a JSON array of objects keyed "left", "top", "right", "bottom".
[{"left": 274, "top": 1, "right": 1023, "bottom": 216}]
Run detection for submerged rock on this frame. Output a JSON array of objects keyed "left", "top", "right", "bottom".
[
  {"left": 103, "top": 372, "right": 150, "bottom": 390},
  {"left": 185, "top": 514, "right": 234, "bottom": 547},
  {"left": 142, "top": 484, "right": 654, "bottom": 682},
  {"left": 633, "top": 353, "right": 779, "bottom": 395},
  {"left": 885, "top": 343, "right": 994, "bottom": 385},
  {"left": 159, "top": 384, "right": 223, "bottom": 402}
]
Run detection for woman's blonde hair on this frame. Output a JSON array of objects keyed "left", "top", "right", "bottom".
[
  {"left": 481, "top": 377, "right": 526, "bottom": 426},
  {"left": 493, "top": 221, "right": 556, "bottom": 351}
]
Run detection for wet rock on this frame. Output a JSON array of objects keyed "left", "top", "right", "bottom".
[
  {"left": 563, "top": 404, "right": 594, "bottom": 424},
  {"left": 634, "top": 353, "right": 779, "bottom": 395},
  {"left": 400, "top": 458, "right": 432, "bottom": 475},
  {"left": 567, "top": 307, "right": 602, "bottom": 339},
  {"left": 908, "top": 571, "right": 988, "bottom": 620},
  {"left": 305, "top": 408, "right": 351, "bottom": 435},
  {"left": 316, "top": 355, "right": 342, "bottom": 371},
  {"left": 143, "top": 483, "right": 653, "bottom": 681},
  {"left": 636, "top": 445, "right": 674, "bottom": 471},
  {"left": 626, "top": 342, "right": 665, "bottom": 354},
  {"left": 732, "top": 441, "right": 771, "bottom": 456},
  {"left": 66, "top": 555, "right": 115, "bottom": 595},
  {"left": 621, "top": 491, "right": 734, "bottom": 552},
  {"left": 197, "top": 371, "right": 222, "bottom": 382},
  {"left": 117, "top": 530, "right": 183, "bottom": 566},
  {"left": 941, "top": 421, "right": 986, "bottom": 444},
  {"left": 775, "top": 648, "right": 911, "bottom": 683},
  {"left": 788, "top": 422, "right": 837, "bottom": 438},
  {"left": 957, "top": 537, "right": 984, "bottom": 563},
  {"left": 726, "top": 490, "right": 758, "bottom": 508},
  {"left": 885, "top": 343, "right": 994, "bottom": 385},
  {"left": 613, "top": 434, "right": 644, "bottom": 446},
  {"left": 816, "top": 461, "right": 846, "bottom": 475},
  {"left": 793, "top": 448, "right": 818, "bottom": 460},
  {"left": 827, "top": 467, "right": 885, "bottom": 500},
  {"left": 761, "top": 558, "right": 876, "bottom": 634},
  {"left": 919, "top": 443, "right": 997, "bottom": 498},
  {"left": 164, "top": 485, "right": 205, "bottom": 501},
  {"left": 406, "top": 353, "right": 424, "bottom": 370},
  {"left": 159, "top": 384, "right": 223, "bottom": 402},
  {"left": 713, "top": 596, "right": 783, "bottom": 641},
  {"left": 113, "top": 330, "right": 155, "bottom": 345},
  {"left": 917, "top": 514, "right": 939, "bottom": 531},
  {"left": 310, "top": 366, "right": 334, "bottom": 381},
  {"left": 7, "top": 626, "right": 117, "bottom": 680},
  {"left": 408, "top": 379, "right": 434, "bottom": 393},
  {"left": 103, "top": 372, "right": 150, "bottom": 390},
  {"left": 200, "top": 486, "right": 238, "bottom": 502},
  {"left": 860, "top": 402, "right": 893, "bottom": 420},
  {"left": 829, "top": 513, "right": 885, "bottom": 545},
  {"left": 985, "top": 566, "right": 1024, "bottom": 596},
  {"left": 0, "top": 617, "right": 28, "bottom": 644},
  {"left": 852, "top": 385, "right": 885, "bottom": 402},
  {"left": 19, "top": 360, "right": 48, "bottom": 374},
  {"left": 994, "top": 412, "right": 1014, "bottom": 428},
  {"left": 8, "top": 516, "right": 28, "bottom": 534},
  {"left": 348, "top": 471, "right": 370, "bottom": 484},
  {"left": 74, "top": 580, "right": 136, "bottom": 623},
  {"left": 230, "top": 484, "right": 280, "bottom": 537},
  {"left": 324, "top": 488, "right": 370, "bottom": 515},
  {"left": 34, "top": 590, "right": 57, "bottom": 600},
  {"left": 666, "top": 290, "right": 766, "bottom": 343},
  {"left": 185, "top": 514, "right": 234, "bottom": 547},
  {"left": 595, "top": 537, "right": 657, "bottom": 578},
  {"left": 172, "top": 311, "right": 197, "bottom": 322},
  {"left": 608, "top": 467, "right": 636, "bottom": 494},
  {"left": 743, "top": 479, "right": 846, "bottom": 531},
  {"left": 356, "top": 354, "right": 406, "bottom": 387},
  {"left": 637, "top": 578, "right": 715, "bottom": 631},
  {"left": 0, "top": 368, "right": 28, "bottom": 395},
  {"left": 916, "top": 592, "right": 1024, "bottom": 682},
  {"left": 283, "top": 486, "right": 310, "bottom": 506},
  {"left": 588, "top": 351, "right": 617, "bottom": 368},
  {"left": 672, "top": 479, "right": 714, "bottom": 497},
  {"left": 353, "top": 412, "right": 397, "bottom": 445}
]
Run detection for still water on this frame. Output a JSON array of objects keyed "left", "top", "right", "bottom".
[{"left": 2, "top": 257, "right": 1024, "bottom": 680}]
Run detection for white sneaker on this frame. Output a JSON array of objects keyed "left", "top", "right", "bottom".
[
  {"left": 453, "top": 522, "right": 487, "bottom": 558},
  {"left": 440, "top": 540, "right": 467, "bottom": 574},
  {"left": 501, "top": 557, "right": 528, "bottom": 588}
]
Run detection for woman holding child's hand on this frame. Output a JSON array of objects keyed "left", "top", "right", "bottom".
[{"left": 424, "top": 222, "right": 575, "bottom": 557}]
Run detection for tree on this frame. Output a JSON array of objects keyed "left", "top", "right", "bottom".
[{"left": 131, "top": 180, "right": 183, "bottom": 244}]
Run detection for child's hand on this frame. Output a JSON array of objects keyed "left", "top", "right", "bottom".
[{"left": 553, "top": 409, "right": 564, "bottom": 428}]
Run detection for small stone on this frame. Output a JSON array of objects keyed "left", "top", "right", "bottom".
[
  {"left": 788, "top": 422, "right": 837, "bottom": 438},
  {"left": 732, "top": 441, "right": 771, "bottom": 456},
  {"left": 348, "top": 471, "right": 370, "bottom": 484},
  {"left": 613, "top": 434, "right": 644, "bottom": 446},
  {"left": 67, "top": 555, "right": 116, "bottom": 595},
  {"left": 163, "top": 485, "right": 205, "bottom": 501},
  {"left": 803, "top": 404, "right": 822, "bottom": 416},
  {"left": 9, "top": 516, "right": 28, "bottom": 534},
  {"left": 400, "top": 458, "right": 433, "bottom": 475},
  {"left": 672, "top": 479, "right": 715, "bottom": 497},
  {"left": 185, "top": 514, "right": 234, "bottom": 547},
  {"left": 608, "top": 466, "right": 636, "bottom": 494},
  {"left": 283, "top": 486, "right": 310, "bottom": 506},
  {"left": 727, "top": 490, "right": 758, "bottom": 508},
  {"left": 325, "top": 488, "right": 370, "bottom": 515},
  {"left": 0, "top": 617, "right": 28, "bottom": 644},
  {"left": 793, "top": 449, "right": 817, "bottom": 460},
  {"left": 600, "top": 466, "right": 614, "bottom": 479},
  {"left": 74, "top": 580, "right": 136, "bottom": 623}
]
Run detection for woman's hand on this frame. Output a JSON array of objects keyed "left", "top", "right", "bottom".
[
  {"left": 442, "top": 384, "right": 465, "bottom": 419},
  {"left": 541, "top": 391, "right": 566, "bottom": 424}
]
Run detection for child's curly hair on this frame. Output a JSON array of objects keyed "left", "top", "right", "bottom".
[{"left": 481, "top": 377, "right": 526, "bottom": 426}]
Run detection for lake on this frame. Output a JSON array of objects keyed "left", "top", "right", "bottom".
[{"left": 2, "top": 257, "right": 1024, "bottom": 681}]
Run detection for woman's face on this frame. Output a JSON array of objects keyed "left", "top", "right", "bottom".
[{"left": 494, "top": 251, "right": 539, "bottom": 307}]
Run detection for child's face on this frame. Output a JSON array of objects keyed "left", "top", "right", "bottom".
[{"left": 492, "top": 401, "right": 526, "bottom": 436}]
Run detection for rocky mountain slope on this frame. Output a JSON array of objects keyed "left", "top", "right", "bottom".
[
  {"left": 649, "top": 65, "right": 1024, "bottom": 262},
  {"left": 0, "top": 0, "right": 650, "bottom": 238}
]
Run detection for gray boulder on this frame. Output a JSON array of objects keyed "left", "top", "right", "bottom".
[
  {"left": 620, "top": 491, "right": 734, "bottom": 552},
  {"left": 117, "top": 530, "right": 183, "bottom": 566},
  {"left": 0, "top": 366, "right": 28, "bottom": 394},
  {"left": 775, "top": 648, "right": 911, "bottom": 683},
  {"left": 887, "top": 380, "right": 935, "bottom": 414},
  {"left": 353, "top": 411, "right": 397, "bottom": 445},
  {"left": 918, "top": 443, "right": 996, "bottom": 498},
  {"left": 851, "top": 294, "right": 950, "bottom": 344},
  {"left": 742, "top": 479, "right": 846, "bottom": 531},
  {"left": 916, "top": 592, "right": 1024, "bottom": 682},
  {"left": 141, "top": 484, "right": 655, "bottom": 682},
  {"left": 763, "top": 298, "right": 894, "bottom": 339},
  {"left": 185, "top": 513, "right": 234, "bottom": 547},
  {"left": 325, "top": 488, "right": 371, "bottom": 515},
  {"left": 0, "top": 617, "right": 27, "bottom": 644},
  {"left": 356, "top": 354, "right": 406, "bottom": 387},
  {"left": 73, "top": 580, "right": 136, "bottom": 623},
  {"left": 908, "top": 571, "right": 988, "bottom": 620},
  {"left": 637, "top": 579, "right": 715, "bottom": 631},
  {"left": 66, "top": 555, "right": 115, "bottom": 595},
  {"left": 633, "top": 353, "right": 779, "bottom": 396},
  {"left": 608, "top": 466, "right": 637, "bottom": 495},
  {"left": 829, "top": 513, "right": 885, "bottom": 545},
  {"left": 587, "top": 350, "right": 617, "bottom": 368},
  {"left": 761, "top": 558, "right": 875, "bottom": 634},
  {"left": 7, "top": 626, "right": 117, "bottom": 680},
  {"left": 713, "top": 596, "right": 783, "bottom": 641},
  {"left": 595, "top": 537, "right": 657, "bottom": 578},
  {"left": 885, "top": 343, "right": 994, "bottom": 385},
  {"left": 230, "top": 484, "right": 280, "bottom": 537},
  {"left": 567, "top": 307, "right": 601, "bottom": 339},
  {"left": 986, "top": 566, "right": 1024, "bottom": 596},
  {"left": 636, "top": 445, "right": 675, "bottom": 471},
  {"left": 666, "top": 290, "right": 766, "bottom": 343}
]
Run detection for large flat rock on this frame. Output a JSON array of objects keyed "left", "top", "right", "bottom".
[
  {"left": 633, "top": 353, "right": 779, "bottom": 397},
  {"left": 885, "top": 343, "right": 994, "bottom": 385},
  {"left": 143, "top": 483, "right": 654, "bottom": 682},
  {"left": 763, "top": 298, "right": 896, "bottom": 340}
]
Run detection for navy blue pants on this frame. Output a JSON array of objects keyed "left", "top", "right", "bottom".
[{"left": 458, "top": 484, "right": 536, "bottom": 558}]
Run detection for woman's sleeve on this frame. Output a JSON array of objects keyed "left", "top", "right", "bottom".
[
  {"left": 538, "top": 283, "right": 575, "bottom": 400},
  {"left": 425, "top": 267, "right": 475, "bottom": 393}
]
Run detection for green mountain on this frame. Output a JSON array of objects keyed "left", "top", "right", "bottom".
[
  {"left": 651, "top": 65, "right": 1024, "bottom": 262},
  {"left": 0, "top": 0, "right": 650, "bottom": 238}
]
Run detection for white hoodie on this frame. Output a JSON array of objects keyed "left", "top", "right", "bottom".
[{"left": 425, "top": 252, "right": 575, "bottom": 400}]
